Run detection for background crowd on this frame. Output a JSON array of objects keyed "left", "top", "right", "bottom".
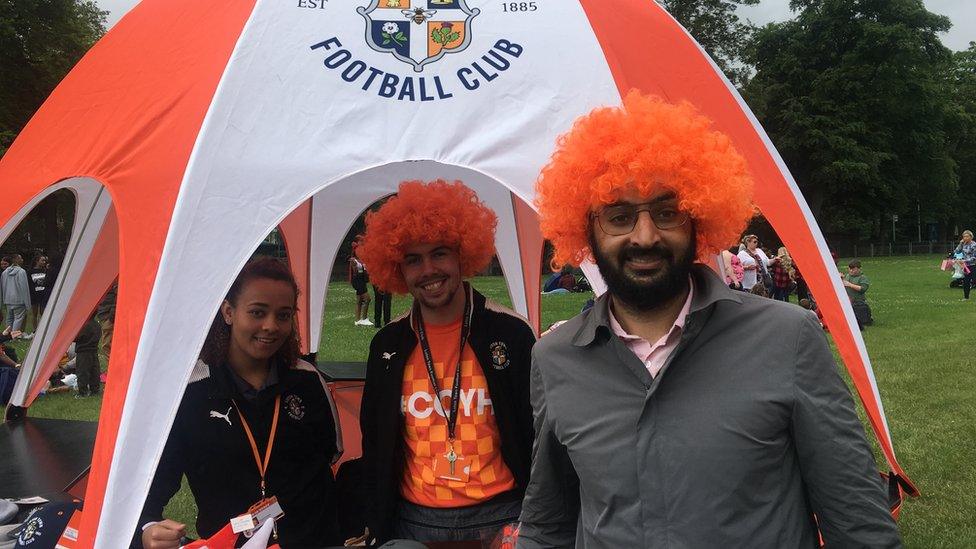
[{"left": 0, "top": 251, "right": 116, "bottom": 403}]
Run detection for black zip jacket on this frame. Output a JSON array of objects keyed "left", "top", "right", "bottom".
[
  {"left": 133, "top": 359, "right": 343, "bottom": 548},
  {"left": 360, "top": 285, "right": 536, "bottom": 545}
]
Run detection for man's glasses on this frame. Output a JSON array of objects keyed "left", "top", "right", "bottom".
[{"left": 592, "top": 202, "right": 690, "bottom": 236}]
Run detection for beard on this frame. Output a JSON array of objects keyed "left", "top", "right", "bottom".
[
  {"left": 411, "top": 275, "right": 462, "bottom": 313},
  {"left": 590, "top": 232, "right": 696, "bottom": 312}
]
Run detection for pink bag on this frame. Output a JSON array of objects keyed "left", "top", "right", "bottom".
[{"left": 940, "top": 259, "right": 953, "bottom": 271}]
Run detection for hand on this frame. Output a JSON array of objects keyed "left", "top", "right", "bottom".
[
  {"left": 345, "top": 527, "right": 370, "bottom": 546},
  {"left": 141, "top": 520, "right": 186, "bottom": 549},
  {"left": 10, "top": 330, "right": 22, "bottom": 339}
]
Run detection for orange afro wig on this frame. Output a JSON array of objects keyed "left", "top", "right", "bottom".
[
  {"left": 356, "top": 179, "right": 498, "bottom": 294},
  {"left": 536, "top": 91, "right": 756, "bottom": 267}
]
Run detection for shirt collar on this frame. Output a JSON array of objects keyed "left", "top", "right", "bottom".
[
  {"left": 227, "top": 362, "right": 280, "bottom": 401},
  {"left": 607, "top": 278, "right": 694, "bottom": 342},
  {"left": 573, "top": 263, "right": 740, "bottom": 347}
]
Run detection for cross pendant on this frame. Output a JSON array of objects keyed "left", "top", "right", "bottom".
[{"left": 445, "top": 448, "right": 457, "bottom": 475}]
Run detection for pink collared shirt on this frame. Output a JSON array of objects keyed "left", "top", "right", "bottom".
[{"left": 608, "top": 281, "right": 694, "bottom": 378}]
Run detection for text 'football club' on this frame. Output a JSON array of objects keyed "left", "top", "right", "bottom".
[{"left": 310, "top": 37, "right": 524, "bottom": 101}]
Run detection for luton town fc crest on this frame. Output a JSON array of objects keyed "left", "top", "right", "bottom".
[
  {"left": 357, "top": 0, "right": 480, "bottom": 73},
  {"left": 284, "top": 394, "right": 305, "bottom": 421},
  {"left": 489, "top": 341, "right": 509, "bottom": 370},
  {"left": 17, "top": 515, "right": 43, "bottom": 545}
]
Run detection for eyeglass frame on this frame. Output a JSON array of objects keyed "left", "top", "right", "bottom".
[{"left": 590, "top": 201, "right": 691, "bottom": 236}]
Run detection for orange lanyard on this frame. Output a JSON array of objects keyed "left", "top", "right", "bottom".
[{"left": 232, "top": 395, "right": 281, "bottom": 498}]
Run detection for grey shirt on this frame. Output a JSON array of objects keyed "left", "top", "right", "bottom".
[
  {"left": 0, "top": 266, "right": 31, "bottom": 308},
  {"left": 518, "top": 265, "right": 899, "bottom": 548}
]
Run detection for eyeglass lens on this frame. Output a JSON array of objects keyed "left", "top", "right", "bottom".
[{"left": 597, "top": 203, "right": 688, "bottom": 235}]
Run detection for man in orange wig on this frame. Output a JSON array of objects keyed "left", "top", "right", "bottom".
[
  {"left": 356, "top": 180, "right": 536, "bottom": 546},
  {"left": 517, "top": 92, "right": 900, "bottom": 548}
]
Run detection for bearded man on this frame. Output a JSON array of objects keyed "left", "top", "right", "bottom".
[{"left": 516, "top": 93, "right": 901, "bottom": 548}]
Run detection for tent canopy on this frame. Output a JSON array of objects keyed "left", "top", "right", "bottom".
[{"left": 0, "top": 1, "right": 915, "bottom": 546}]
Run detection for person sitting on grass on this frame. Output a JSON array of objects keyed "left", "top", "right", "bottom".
[
  {"left": 134, "top": 257, "right": 343, "bottom": 549},
  {"left": 842, "top": 260, "right": 872, "bottom": 330},
  {"left": 0, "top": 328, "right": 22, "bottom": 368},
  {"left": 798, "top": 298, "right": 825, "bottom": 330},
  {"left": 543, "top": 267, "right": 574, "bottom": 295}
]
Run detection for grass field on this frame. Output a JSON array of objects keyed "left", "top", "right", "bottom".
[{"left": 16, "top": 255, "right": 975, "bottom": 547}]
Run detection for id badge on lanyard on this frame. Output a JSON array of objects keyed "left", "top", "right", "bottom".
[
  {"left": 414, "top": 283, "right": 473, "bottom": 484},
  {"left": 231, "top": 396, "right": 285, "bottom": 538}
]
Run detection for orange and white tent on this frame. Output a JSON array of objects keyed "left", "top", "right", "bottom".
[{"left": 0, "top": 0, "right": 915, "bottom": 546}]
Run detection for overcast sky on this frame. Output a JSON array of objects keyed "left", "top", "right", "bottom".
[{"left": 95, "top": 0, "right": 972, "bottom": 51}]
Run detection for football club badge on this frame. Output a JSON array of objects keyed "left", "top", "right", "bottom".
[
  {"left": 284, "top": 394, "right": 306, "bottom": 420},
  {"left": 357, "top": 0, "right": 481, "bottom": 72},
  {"left": 489, "top": 341, "right": 510, "bottom": 370}
]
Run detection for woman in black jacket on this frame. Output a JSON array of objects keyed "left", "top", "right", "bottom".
[{"left": 137, "top": 257, "right": 343, "bottom": 548}]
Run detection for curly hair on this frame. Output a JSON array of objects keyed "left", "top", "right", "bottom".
[
  {"left": 357, "top": 180, "right": 498, "bottom": 294},
  {"left": 200, "top": 256, "right": 301, "bottom": 368},
  {"left": 536, "top": 90, "right": 756, "bottom": 268}
]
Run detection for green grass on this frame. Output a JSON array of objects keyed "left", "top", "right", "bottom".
[
  {"left": 18, "top": 258, "right": 974, "bottom": 546},
  {"left": 842, "top": 256, "right": 976, "bottom": 547}
]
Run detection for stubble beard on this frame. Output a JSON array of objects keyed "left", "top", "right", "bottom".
[
  {"left": 590, "top": 231, "right": 696, "bottom": 312},
  {"left": 413, "top": 278, "right": 461, "bottom": 313}
]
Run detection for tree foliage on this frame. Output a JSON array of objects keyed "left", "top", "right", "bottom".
[
  {"left": 0, "top": 189, "right": 75, "bottom": 263},
  {"left": 658, "top": 0, "right": 760, "bottom": 87},
  {"left": 0, "top": 0, "right": 107, "bottom": 157},
  {"left": 744, "top": 0, "right": 960, "bottom": 240},
  {"left": 945, "top": 43, "right": 976, "bottom": 230}
]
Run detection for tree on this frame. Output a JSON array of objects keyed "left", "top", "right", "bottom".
[
  {"left": 0, "top": 0, "right": 107, "bottom": 157},
  {"left": 0, "top": 189, "right": 75, "bottom": 264},
  {"left": 945, "top": 43, "right": 976, "bottom": 234},
  {"left": 658, "top": 0, "right": 760, "bottom": 87},
  {"left": 744, "top": 0, "right": 956, "bottom": 241}
]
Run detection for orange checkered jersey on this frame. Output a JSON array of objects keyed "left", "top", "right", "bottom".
[{"left": 400, "top": 318, "right": 516, "bottom": 507}]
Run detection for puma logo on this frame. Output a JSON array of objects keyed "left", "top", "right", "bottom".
[
  {"left": 382, "top": 352, "right": 397, "bottom": 360},
  {"left": 209, "top": 407, "right": 232, "bottom": 426}
]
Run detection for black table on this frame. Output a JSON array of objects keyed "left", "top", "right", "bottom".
[
  {"left": 0, "top": 417, "right": 97, "bottom": 499},
  {"left": 319, "top": 361, "right": 366, "bottom": 380}
]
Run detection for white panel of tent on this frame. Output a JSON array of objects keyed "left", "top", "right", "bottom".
[
  {"left": 96, "top": 0, "right": 621, "bottom": 543},
  {"left": 6, "top": 179, "right": 112, "bottom": 405}
]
